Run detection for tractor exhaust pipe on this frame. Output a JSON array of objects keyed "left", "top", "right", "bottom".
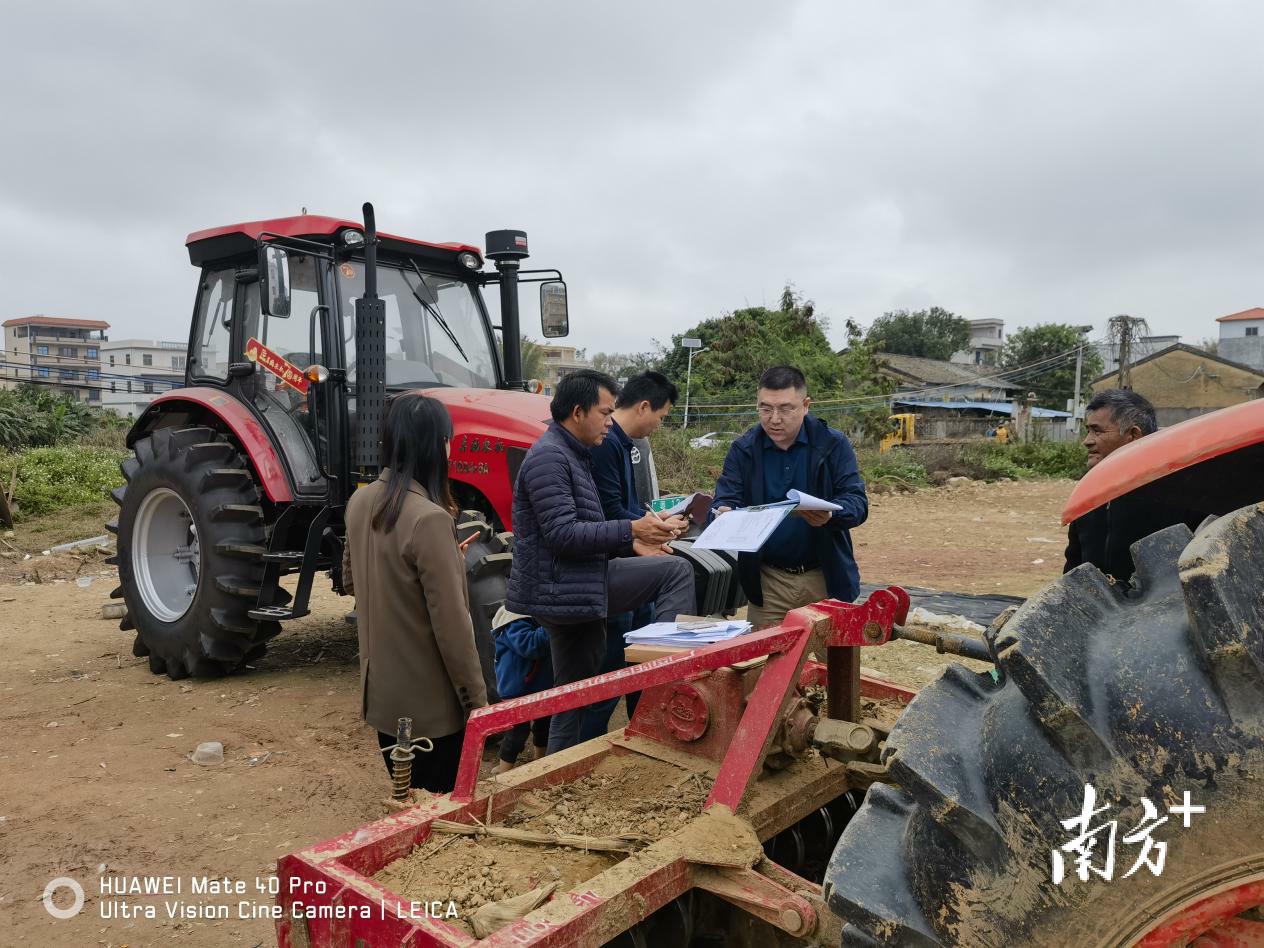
[{"left": 486, "top": 229, "right": 529, "bottom": 390}]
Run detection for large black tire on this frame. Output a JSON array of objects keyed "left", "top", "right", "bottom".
[
  {"left": 826, "top": 505, "right": 1264, "bottom": 946},
  {"left": 457, "top": 510, "right": 514, "bottom": 704},
  {"left": 107, "top": 426, "right": 281, "bottom": 680}
]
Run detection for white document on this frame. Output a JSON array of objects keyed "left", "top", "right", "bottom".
[
  {"left": 785, "top": 489, "right": 842, "bottom": 511},
  {"left": 692, "top": 502, "right": 795, "bottom": 552}
]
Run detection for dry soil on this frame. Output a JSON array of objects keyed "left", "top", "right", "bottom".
[{"left": 0, "top": 478, "right": 1073, "bottom": 946}]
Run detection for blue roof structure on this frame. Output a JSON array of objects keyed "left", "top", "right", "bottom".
[{"left": 893, "top": 398, "right": 1072, "bottom": 419}]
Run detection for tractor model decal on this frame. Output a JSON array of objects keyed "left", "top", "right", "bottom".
[{"left": 245, "top": 337, "right": 310, "bottom": 395}]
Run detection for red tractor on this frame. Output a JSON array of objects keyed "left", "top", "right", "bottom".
[{"left": 108, "top": 204, "right": 566, "bottom": 679}]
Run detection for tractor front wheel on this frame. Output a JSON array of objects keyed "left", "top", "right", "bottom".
[{"left": 108, "top": 426, "right": 280, "bottom": 679}]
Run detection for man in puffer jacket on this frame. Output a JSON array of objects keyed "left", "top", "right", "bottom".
[
  {"left": 491, "top": 607, "right": 552, "bottom": 773},
  {"left": 507, "top": 370, "right": 696, "bottom": 753}
]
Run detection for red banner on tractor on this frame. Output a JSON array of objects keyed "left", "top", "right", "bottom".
[{"left": 245, "top": 337, "right": 310, "bottom": 395}]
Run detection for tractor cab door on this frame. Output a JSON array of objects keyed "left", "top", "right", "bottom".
[{"left": 235, "top": 253, "right": 333, "bottom": 500}]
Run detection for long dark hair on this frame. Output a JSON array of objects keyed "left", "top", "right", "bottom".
[{"left": 371, "top": 392, "right": 456, "bottom": 532}]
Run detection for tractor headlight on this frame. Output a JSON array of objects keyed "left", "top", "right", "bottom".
[
  {"left": 342, "top": 229, "right": 365, "bottom": 247},
  {"left": 458, "top": 251, "right": 481, "bottom": 270}
]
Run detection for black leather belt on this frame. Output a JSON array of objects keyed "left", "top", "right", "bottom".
[{"left": 768, "top": 564, "right": 812, "bottom": 575}]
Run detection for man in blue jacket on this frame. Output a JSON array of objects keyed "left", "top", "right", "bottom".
[
  {"left": 582, "top": 370, "right": 680, "bottom": 739},
  {"left": 712, "top": 365, "right": 868, "bottom": 628},
  {"left": 507, "top": 370, "right": 694, "bottom": 753}
]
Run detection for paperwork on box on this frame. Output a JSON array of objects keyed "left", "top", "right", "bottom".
[{"left": 624, "top": 619, "right": 753, "bottom": 648}]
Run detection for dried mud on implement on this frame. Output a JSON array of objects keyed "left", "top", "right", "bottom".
[{"left": 277, "top": 588, "right": 917, "bottom": 947}]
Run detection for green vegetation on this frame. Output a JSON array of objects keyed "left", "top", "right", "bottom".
[
  {"left": 651, "top": 429, "right": 1087, "bottom": 499},
  {"left": 0, "top": 446, "right": 126, "bottom": 518},
  {"left": 1002, "top": 323, "right": 1103, "bottom": 410},
  {"left": 0, "top": 385, "right": 128, "bottom": 452},
  {"left": 864, "top": 307, "right": 971, "bottom": 361}
]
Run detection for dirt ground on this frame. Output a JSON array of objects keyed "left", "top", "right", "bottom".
[{"left": 0, "top": 478, "right": 1072, "bottom": 946}]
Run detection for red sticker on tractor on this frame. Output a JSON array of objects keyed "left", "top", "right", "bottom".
[{"left": 245, "top": 337, "right": 309, "bottom": 394}]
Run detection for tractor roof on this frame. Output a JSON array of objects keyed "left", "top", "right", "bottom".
[
  {"left": 185, "top": 214, "right": 482, "bottom": 268},
  {"left": 1062, "top": 398, "right": 1264, "bottom": 524}
]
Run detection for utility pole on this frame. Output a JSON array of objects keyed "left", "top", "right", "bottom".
[
  {"left": 681, "top": 338, "right": 705, "bottom": 430},
  {"left": 1069, "top": 324, "right": 1094, "bottom": 432},
  {"left": 1108, "top": 314, "right": 1148, "bottom": 391}
]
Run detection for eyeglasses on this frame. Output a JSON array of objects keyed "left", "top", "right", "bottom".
[{"left": 757, "top": 404, "right": 803, "bottom": 420}]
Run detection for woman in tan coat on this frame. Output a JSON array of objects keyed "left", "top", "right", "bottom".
[{"left": 344, "top": 392, "right": 488, "bottom": 792}]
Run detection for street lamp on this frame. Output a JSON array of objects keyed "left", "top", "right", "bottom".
[{"left": 681, "top": 338, "right": 707, "bottom": 430}]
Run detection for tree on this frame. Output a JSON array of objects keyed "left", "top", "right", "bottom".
[
  {"left": 650, "top": 284, "right": 892, "bottom": 437},
  {"left": 836, "top": 319, "right": 898, "bottom": 439},
  {"left": 590, "top": 351, "right": 659, "bottom": 379},
  {"left": 661, "top": 286, "right": 842, "bottom": 399},
  {"left": 865, "top": 307, "right": 972, "bottom": 361},
  {"left": 1002, "top": 324, "right": 1103, "bottom": 410},
  {"left": 520, "top": 336, "right": 545, "bottom": 383}
]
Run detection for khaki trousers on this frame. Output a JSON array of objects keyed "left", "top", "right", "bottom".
[{"left": 745, "top": 565, "right": 828, "bottom": 630}]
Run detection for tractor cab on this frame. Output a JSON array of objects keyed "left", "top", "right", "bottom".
[{"left": 112, "top": 206, "right": 568, "bottom": 680}]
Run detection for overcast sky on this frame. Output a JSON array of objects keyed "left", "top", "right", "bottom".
[{"left": 3, "top": 2, "right": 1261, "bottom": 357}]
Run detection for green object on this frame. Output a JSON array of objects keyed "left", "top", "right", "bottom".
[{"left": 650, "top": 495, "right": 686, "bottom": 513}]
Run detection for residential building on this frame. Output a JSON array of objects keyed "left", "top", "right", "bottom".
[
  {"left": 950, "top": 318, "right": 1005, "bottom": 366},
  {"left": 1, "top": 316, "right": 109, "bottom": 402},
  {"left": 538, "top": 345, "right": 590, "bottom": 396},
  {"left": 100, "top": 339, "right": 188, "bottom": 417},
  {"left": 874, "top": 352, "right": 1021, "bottom": 402},
  {"left": 1215, "top": 307, "right": 1264, "bottom": 370},
  {"left": 1091, "top": 343, "right": 1264, "bottom": 426}
]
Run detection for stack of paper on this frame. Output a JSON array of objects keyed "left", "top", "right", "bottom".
[{"left": 624, "top": 619, "right": 753, "bottom": 648}]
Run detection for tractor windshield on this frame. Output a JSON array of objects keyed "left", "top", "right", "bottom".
[{"left": 338, "top": 260, "right": 499, "bottom": 390}]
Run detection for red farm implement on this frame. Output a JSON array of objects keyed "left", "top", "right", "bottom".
[{"left": 276, "top": 588, "right": 915, "bottom": 947}]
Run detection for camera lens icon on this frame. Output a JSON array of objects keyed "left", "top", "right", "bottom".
[{"left": 42, "top": 877, "right": 84, "bottom": 920}]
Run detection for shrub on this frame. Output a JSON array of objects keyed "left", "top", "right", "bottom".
[
  {"left": 650, "top": 428, "right": 729, "bottom": 497},
  {"left": 857, "top": 448, "right": 928, "bottom": 488},
  {"left": 0, "top": 385, "right": 127, "bottom": 452},
  {"left": 0, "top": 446, "right": 126, "bottom": 517}
]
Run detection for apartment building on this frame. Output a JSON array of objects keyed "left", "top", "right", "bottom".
[
  {"left": 1, "top": 316, "right": 110, "bottom": 402},
  {"left": 539, "top": 344, "right": 590, "bottom": 396},
  {"left": 100, "top": 339, "right": 188, "bottom": 417}
]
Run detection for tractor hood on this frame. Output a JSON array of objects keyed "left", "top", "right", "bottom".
[{"left": 423, "top": 387, "right": 552, "bottom": 445}]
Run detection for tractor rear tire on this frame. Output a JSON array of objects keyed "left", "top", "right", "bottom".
[
  {"left": 826, "top": 505, "right": 1264, "bottom": 946},
  {"left": 107, "top": 426, "right": 280, "bottom": 680}
]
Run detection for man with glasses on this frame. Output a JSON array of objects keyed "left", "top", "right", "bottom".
[
  {"left": 1064, "top": 389, "right": 1202, "bottom": 582},
  {"left": 711, "top": 365, "right": 869, "bottom": 629}
]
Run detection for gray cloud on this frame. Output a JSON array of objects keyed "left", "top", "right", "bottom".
[{"left": 2, "top": 1, "right": 1261, "bottom": 357}]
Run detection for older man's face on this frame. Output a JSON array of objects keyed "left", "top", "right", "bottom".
[{"left": 1082, "top": 407, "right": 1143, "bottom": 468}]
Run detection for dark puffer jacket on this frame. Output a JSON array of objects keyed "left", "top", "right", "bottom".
[{"left": 506, "top": 423, "right": 634, "bottom": 621}]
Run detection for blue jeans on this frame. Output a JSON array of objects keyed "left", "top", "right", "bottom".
[{"left": 578, "top": 605, "right": 651, "bottom": 742}]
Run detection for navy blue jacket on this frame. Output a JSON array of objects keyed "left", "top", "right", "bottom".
[
  {"left": 711, "top": 415, "right": 868, "bottom": 605},
  {"left": 493, "top": 618, "right": 554, "bottom": 700},
  {"left": 506, "top": 422, "right": 634, "bottom": 621},
  {"left": 591, "top": 419, "right": 642, "bottom": 522}
]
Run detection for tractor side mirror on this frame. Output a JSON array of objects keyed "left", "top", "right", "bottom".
[
  {"left": 540, "top": 281, "right": 569, "bottom": 338},
  {"left": 261, "top": 246, "right": 292, "bottom": 318}
]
